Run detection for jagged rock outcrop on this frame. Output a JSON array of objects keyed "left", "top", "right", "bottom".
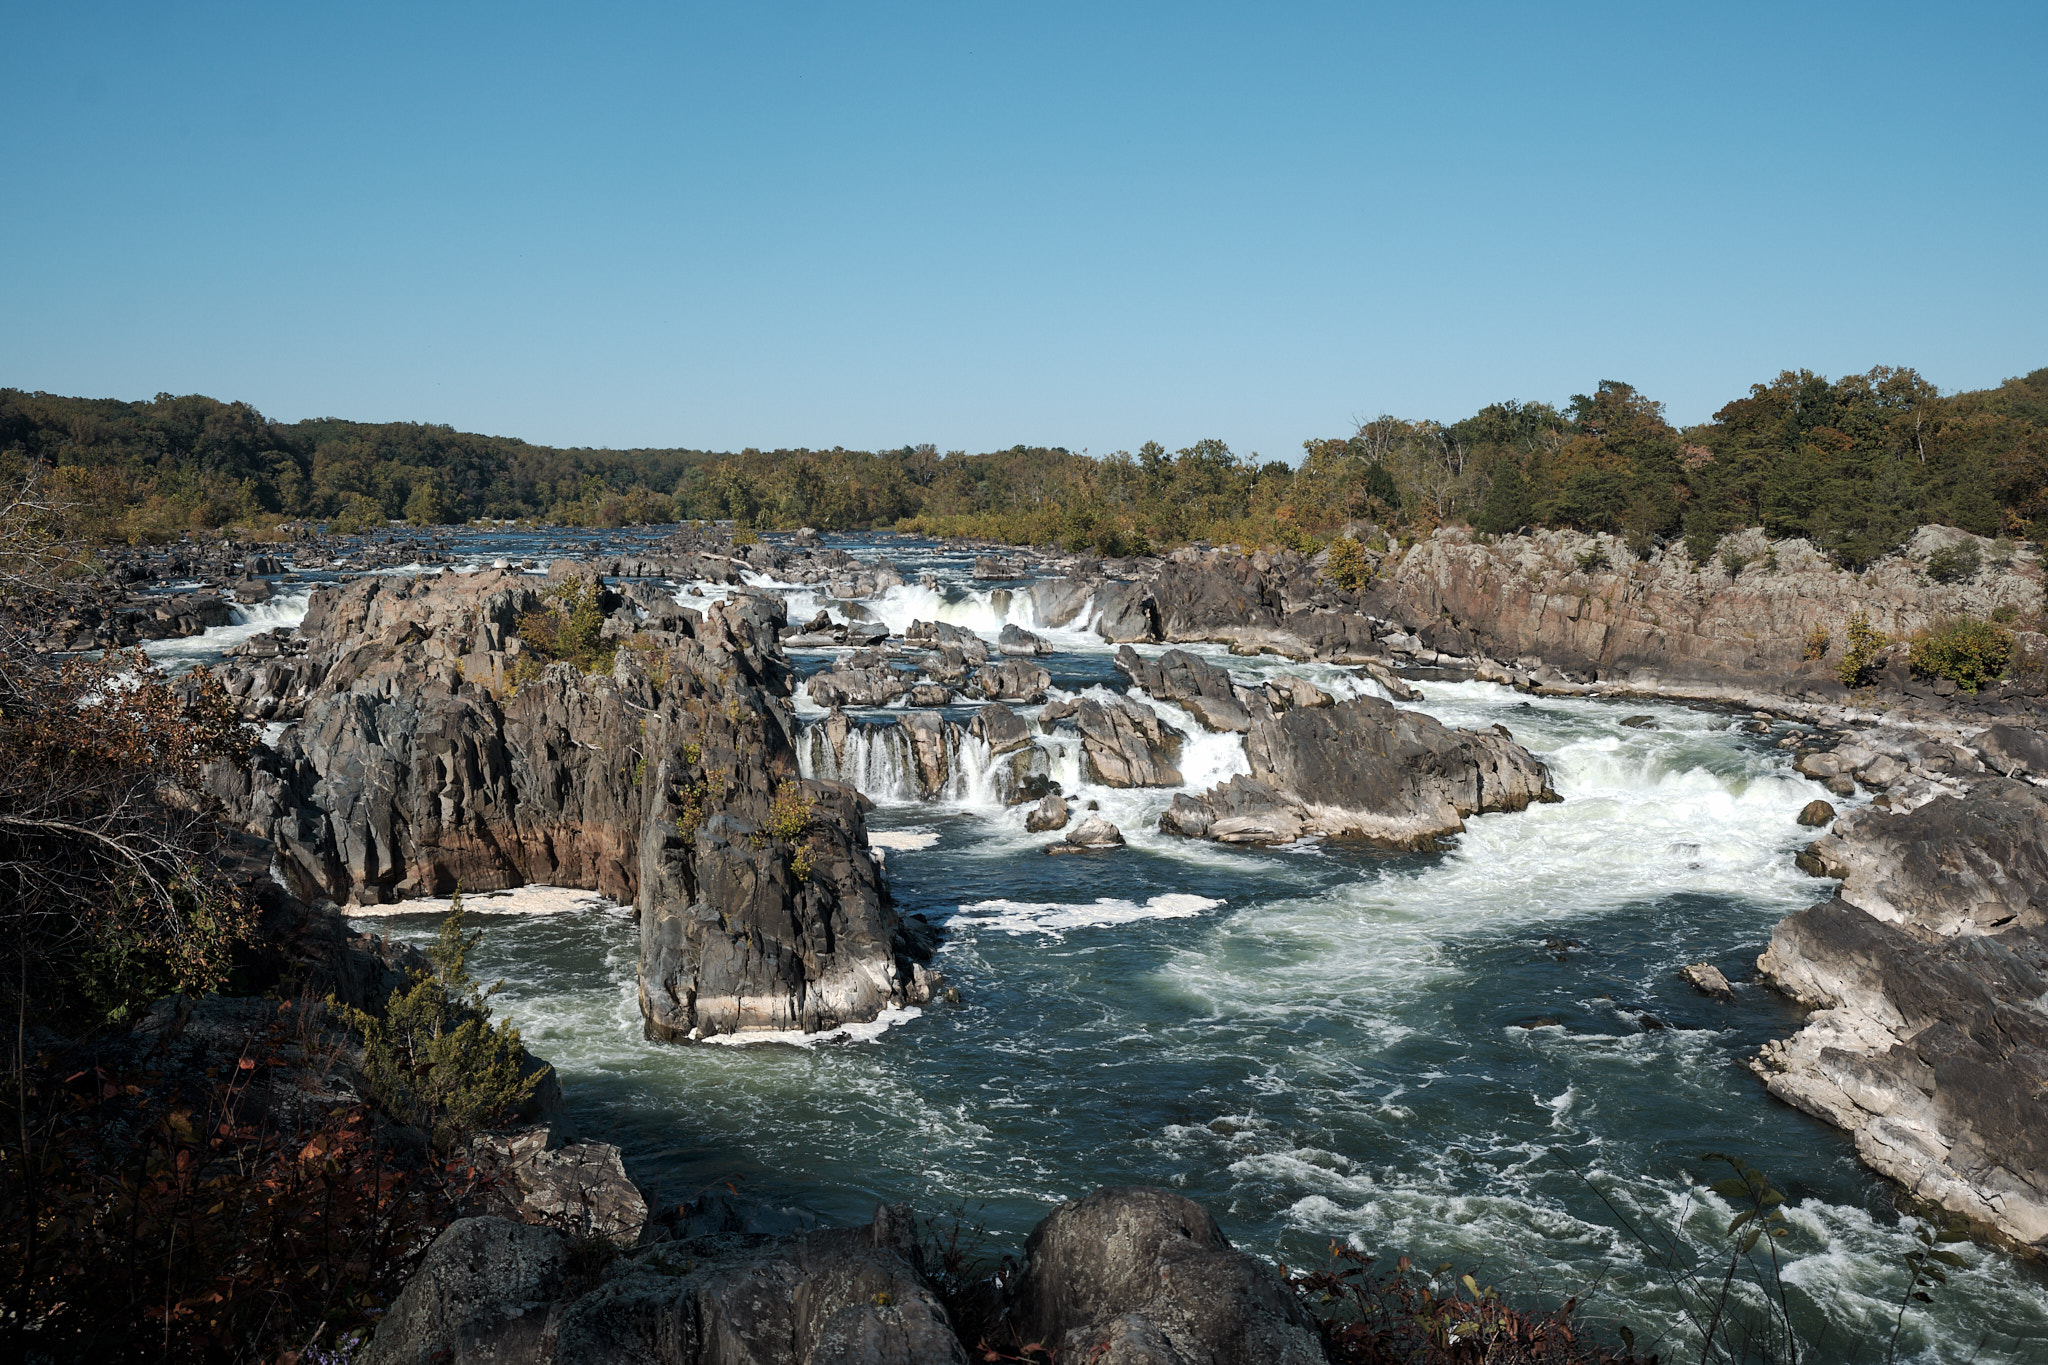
[
  {"left": 807, "top": 664, "right": 912, "bottom": 709},
  {"left": 1753, "top": 780, "right": 2048, "bottom": 1250},
  {"left": 471, "top": 1128, "right": 650, "bottom": 1246},
  {"left": 971, "top": 659, "right": 1051, "bottom": 703},
  {"left": 210, "top": 566, "right": 935, "bottom": 1042},
  {"left": 1375, "top": 524, "right": 2045, "bottom": 684},
  {"left": 1163, "top": 697, "right": 1556, "bottom": 848},
  {"left": 1115, "top": 646, "right": 1256, "bottom": 732},
  {"left": 1066, "top": 696, "right": 1184, "bottom": 788}
]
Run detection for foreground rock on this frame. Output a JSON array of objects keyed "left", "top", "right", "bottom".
[
  {"left": 1752, "top": 780, "right": 2048, "bottom": 1250},
  {"left": 1163, "top": 697, "right": 1557, "bottom": 849},
  {"left": 1013, "top": 1187, "right": 1324, "bottom": 1365},
  {"left": 208, "top": 566, "right": 937, "bottom": 1042},
  {"left": 365, "top": 1186, "right": 1323, "bottom": 1365}
]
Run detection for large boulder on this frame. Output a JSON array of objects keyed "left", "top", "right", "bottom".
[
  {"left": 1011, "top": 1187, "right": 1324, "bottom": 1365},
  {"left": 1071, "top": 696, "right": 1184, "bottom": 788},
  {"left": 1753, "top": 780, "right": 2048, "bottom": 1250},
  {"left": 470, "top": 1130, "right": 650, "bottom": 1246},
  {"left": 971, "top": 659, "right": 1051, "bottom": 704},
  {"left": 807, "top": 665, "right": 913, "bottom": 709},
  {"left": 1167, "top": 697, "right": 1556, "bottom": 849},
  {"left": 363, "top": 1216, "right": 567, "bottom": 1365},
  {"left": 1092, "top": 581, "right": 1159, "bottom": 643}
]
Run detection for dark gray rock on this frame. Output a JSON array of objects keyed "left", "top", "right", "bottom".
[
  {"left": 363, "top": 1216, "right": 567, "bottom": 1365},
  {"left": 1012, "top": 1187, "right": 1324, "bottom": 1365},
  {"left": 807, "top": 666, "right": 912, "bottom": 709},
  {"left": 1168, "top": 696, "right": 1556, "bottom": 849},
  {"left": 971, "top": 659, "right": 1051, "bottom": 704},
  {"left": 1797, "top": 799, "right": 1836, "bottom": 828},
  {"left": 1024, "top": 792, "right": 1070, "bottom": 833},
  {"left": 1975, "top": 722, "right": 2048, "bottom": 777},
  {"left": 1115, "top": 646, "right": 1255, "bottom": 733},
  {"left": 1755, "top": 780, "right": 2048, "bottom": 1249},
  {"left": 967, "top": 701, "right": 1034, "bottom": 756},
  {"left": 998, "top": 623, "right": 1047, "bottom": 656},
  {"left": 1071, "top": 697, "right": 1184, "bottom": 788},
  {"left": 1092, "top": 581, "right": 1159, "bottom": 643}
]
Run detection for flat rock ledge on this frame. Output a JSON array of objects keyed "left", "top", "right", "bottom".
[{"left": 1753, "top": 780, "right": 2048, "bottom": 1251}]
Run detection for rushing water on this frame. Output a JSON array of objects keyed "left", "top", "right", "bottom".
[{"left": 160, "top": 530, "right": 2047, "bottom": 1363}]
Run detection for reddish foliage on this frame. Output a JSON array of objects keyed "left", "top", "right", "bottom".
[
  {"left": 1, "top": 1004, "right": 477, "bottom": 1362},
  {"left": 1286, "top": 1243, "right": 1653, "bottom": 1365}
]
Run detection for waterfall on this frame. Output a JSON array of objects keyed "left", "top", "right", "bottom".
[{"left": 799, "top": 717, "right": 1023, "bottom": 808}]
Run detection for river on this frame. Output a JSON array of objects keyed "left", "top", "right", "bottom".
[{"left": 150, "top": 529, "right": 2048, "bottom": 1363}]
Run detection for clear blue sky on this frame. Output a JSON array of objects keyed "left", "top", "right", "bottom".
[{"left": 4, "top": 2, "right": 2043, "bottom": 460}]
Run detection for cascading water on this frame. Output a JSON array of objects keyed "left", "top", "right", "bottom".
[{"left": 168, "top": 527, "right": 2038, "bottom": 1365}]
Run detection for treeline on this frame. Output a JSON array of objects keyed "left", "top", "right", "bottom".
[
  {"left": 0, "top": 390, "right": 714, "bottom": 541},
  {"left": 6, "top": 366, "right": 2046, "bottom": 564}
]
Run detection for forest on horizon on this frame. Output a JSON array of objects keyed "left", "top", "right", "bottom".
[{"left": 4, "top": 362, "right": 2046, "bottom": 568}]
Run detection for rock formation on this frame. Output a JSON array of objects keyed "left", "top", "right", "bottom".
[
  {"left": 1163, "top": 697, "right": 1557, "bottom": 849},
  {"left": 210, "top": 565, "right": 937, "bottom": 1041},
  {"left": 363, "top": 1187, "right": 1326, "bottom": 1365},
  {"left": 1753, "top": 780, "right": 2048, "bottom": 1250}
]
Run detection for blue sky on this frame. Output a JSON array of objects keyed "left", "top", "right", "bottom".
[{"left": 3, "top": 2, "right": 2042, "bottom": 459}]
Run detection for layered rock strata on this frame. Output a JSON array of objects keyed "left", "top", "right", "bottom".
[{"left": 1753, "top": 781, "right": 2048, "bottom": 1250}]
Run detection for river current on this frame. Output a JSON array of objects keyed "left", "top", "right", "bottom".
[{"left": 148, "top": 530, "right": 2048, "bottom": 1363}]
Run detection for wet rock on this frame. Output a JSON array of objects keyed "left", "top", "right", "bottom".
[
  {"left": 971, "top": 659, "right": 1051, "bottom": 704},
  {"left": 896, "top": 711, "right": 958, "bottom": 797},
  {"left": 1024, "top": 792, "right": 1070, "bottom": 833},
  {"left": 1092, "top": 581, "right": 1159, "bottom": 643},
  {"left": 1755, "top": 780, "right": 2048, "bottom": 1249},
  {"left": 1072, "top": 696, "right": 1184, "bottom": 788},
  {"left": 808, "top": 665, "right": 913, "bottom": 709},
  {"left": 1067, "top": 816, "right": 1125, "bottom": 846},
  {"left": 1826, "top": 774, "right": 1858, "bottom": 797},
  {"left": 1170, "top": 696, "right": 1556, "bottom": 850},
  {"left": 907, "top": 682, "right": 952, "bottom": 707},
  {"left": 1011, "top": 1186, "right": 1324, "bottom": 1365},
  {"left": 1620, "top": 715, "right": 1658, "bottom": 729},
  {"left": 967, "top": 701, "right": 1034, "bottom": 756},
  {"left": 1160, "top": 776, "right": 1306, "bottom": 845},
  {"left": 1797, "top": 799, "right": 1837, "bottom": 827},
  {"left": 905, "top": 619, "right": 990, "bottom": 663},
  {"left": 1681, "top": 963, "right": 1734, "bottom": 999},
  {"left": 1114, "top": 645, "right": 1255, "bottom": 732},
  {"left": 998, "top": 623, "right": 1048, "bottom": 656}
]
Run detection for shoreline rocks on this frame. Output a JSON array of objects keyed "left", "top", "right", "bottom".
[{"left": 1752, "top": 781, "right": 2048, "bottom": 1251}]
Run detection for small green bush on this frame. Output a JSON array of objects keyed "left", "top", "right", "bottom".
[
  {"left": 1925, "top": 542, "right": 1981, "bottom": 583},
  {"left": 1909, "top": 616, "right": 2013, "bottom": 693},
  {"left": 1836, "top": 612, "right": 1889, "bottom": 688},
  {"left": 516, "top": 579, "right": 616, "bottom": 677},
  {"left": 1720, "top": 548, "right": 1750, "bottom": 577},
  {"left": 1575, "top": 546, "right": 1610, "bottom": 573},
  {"left": 334, "top": 894, "right": 544, "bottom": 1150},
  {"left": 1325, "top": 537, "right": 1374, "bottom": 591}
]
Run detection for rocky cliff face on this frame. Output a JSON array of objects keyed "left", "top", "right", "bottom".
[
  {"left": 212, "top": 566, "right": 935, "bottom": 1041},
  {"left": 1022, "top": 524, "right": 2047, "bottom": 698},
  {"left": 1753, "top": 781, "right": 2048, "bottom": 1250}
]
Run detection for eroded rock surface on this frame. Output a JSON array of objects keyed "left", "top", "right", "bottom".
[
  {"left": 209, "top": 566, "right": 935, "bottom": 1042},
  {"left": 1753, "top": 780, "right": 2048, "bottom": 1250}
]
